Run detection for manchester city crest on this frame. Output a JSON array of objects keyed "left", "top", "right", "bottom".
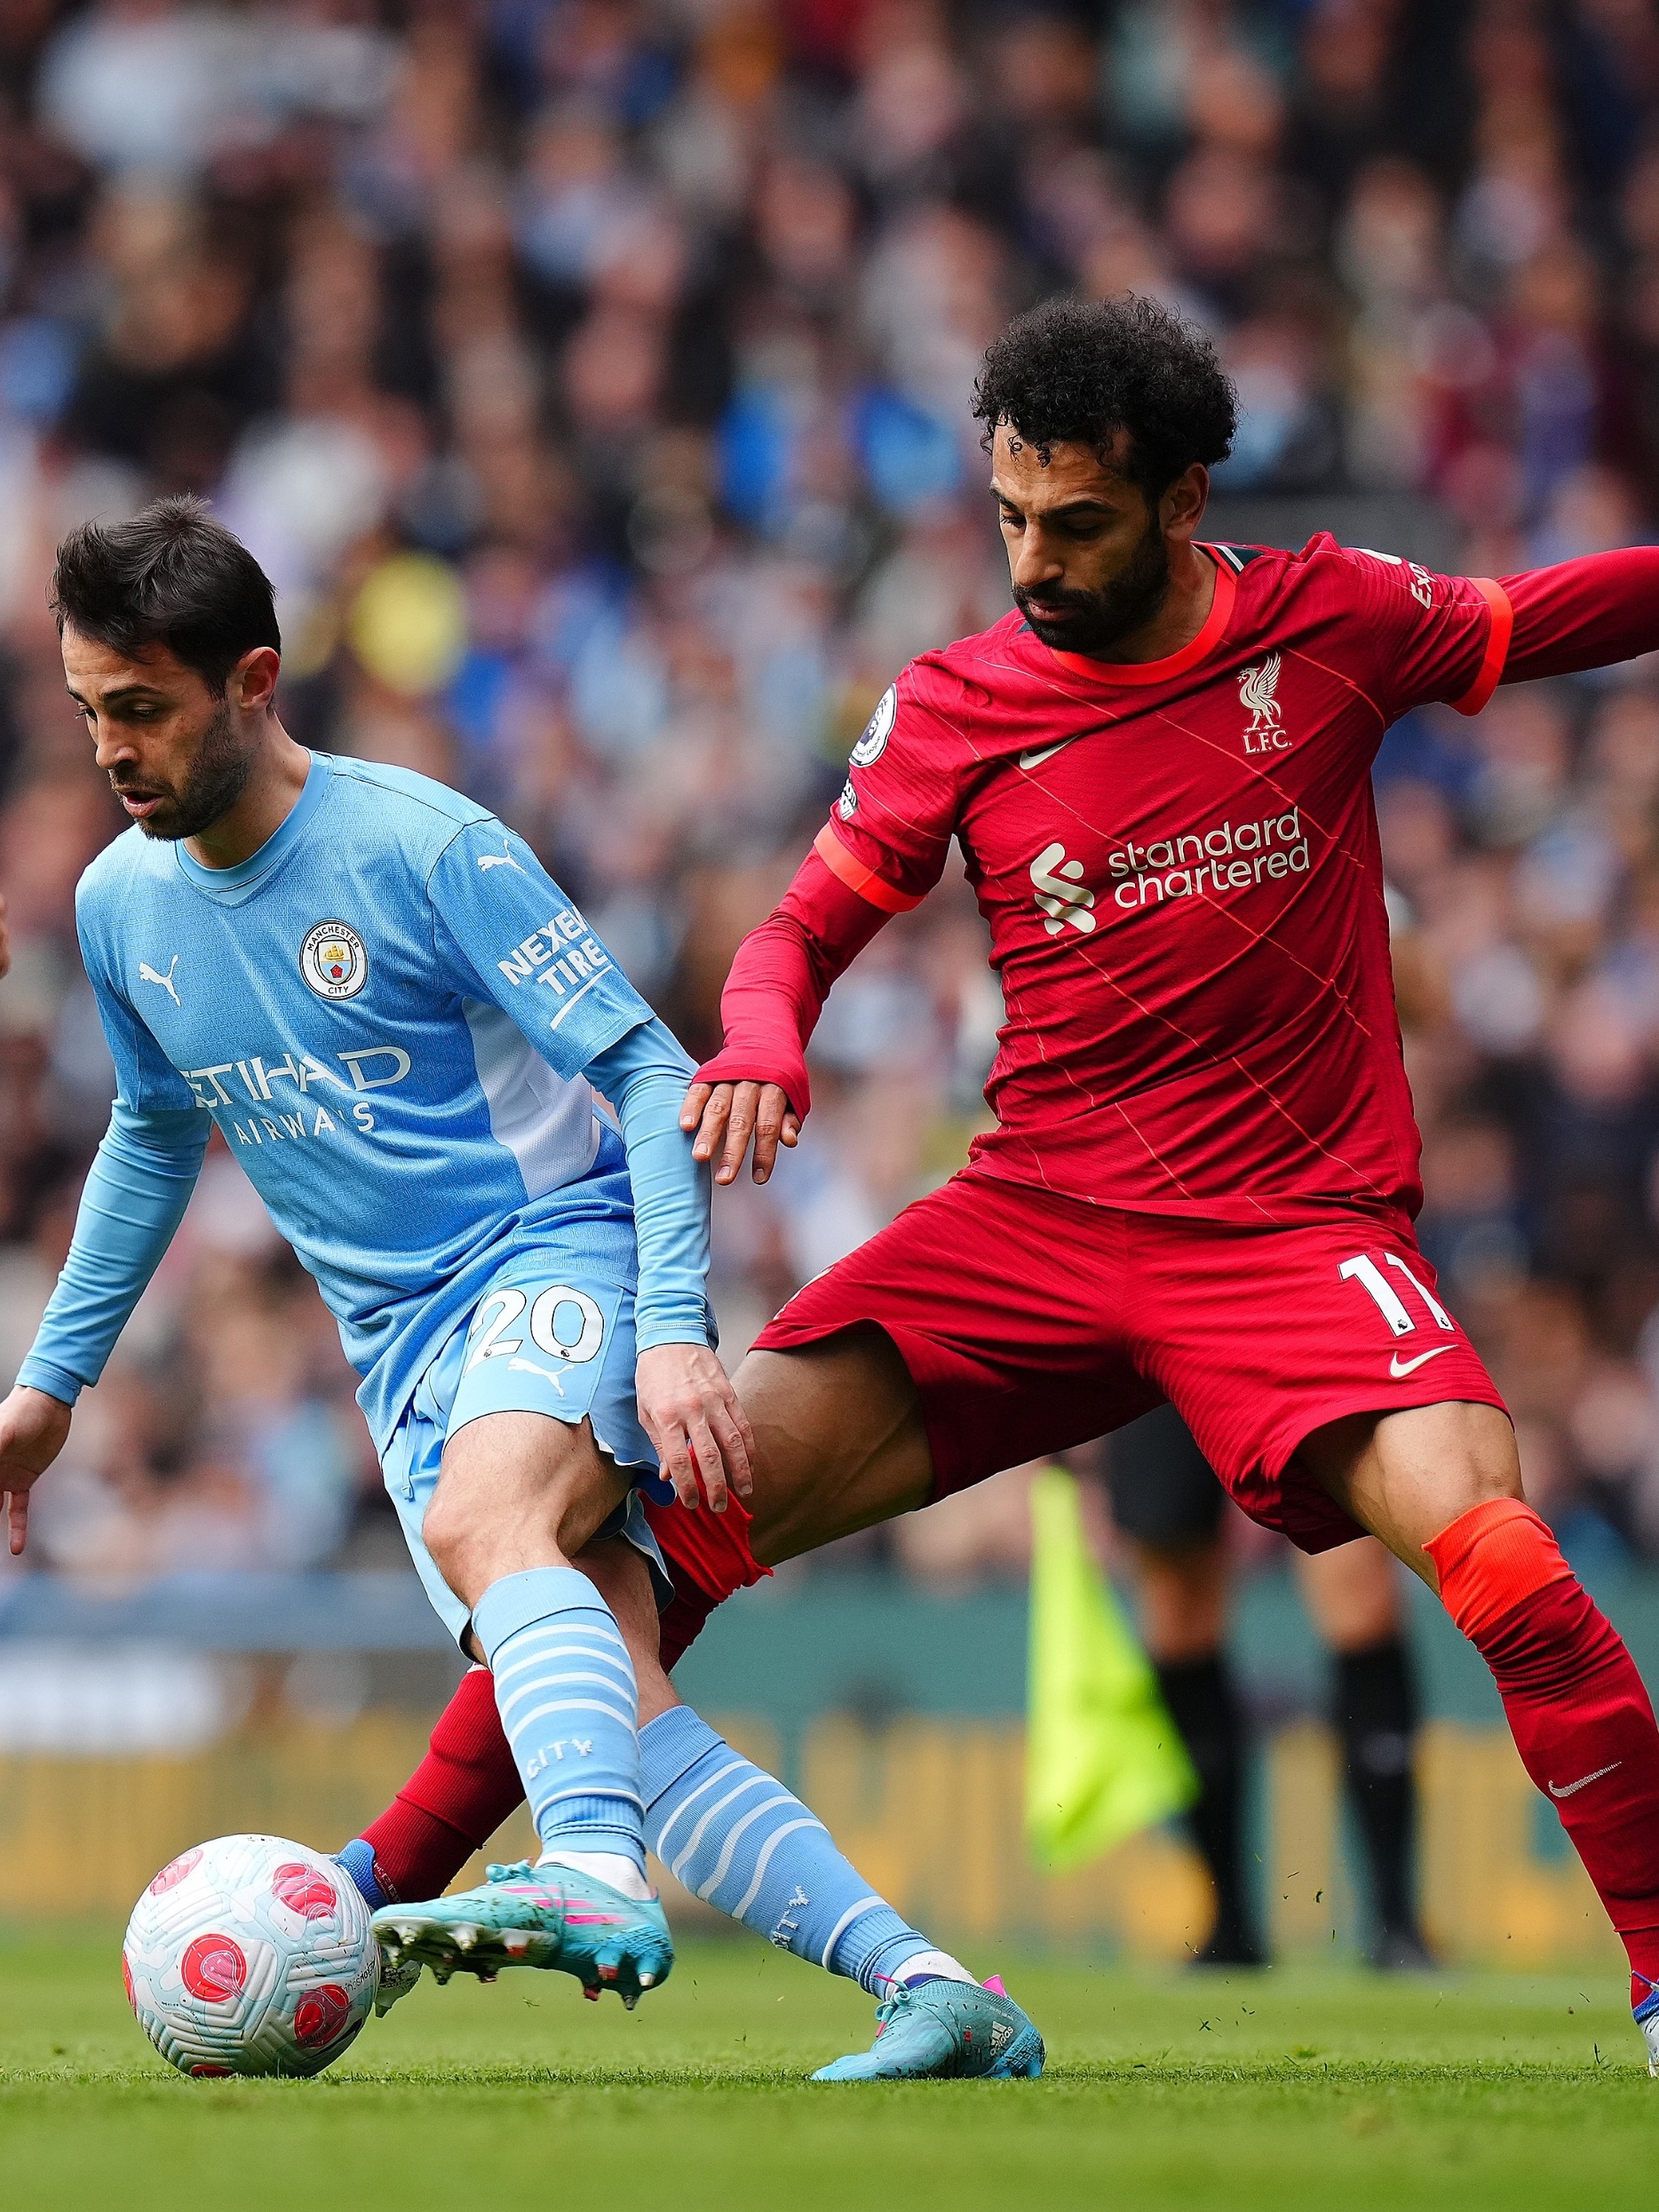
[{"left": 299, "top": 920, "right": 369, "bottom": 1001}]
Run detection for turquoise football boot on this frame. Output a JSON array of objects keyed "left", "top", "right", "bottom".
[
  {"left": 812, "top": 1975, "right": 1045, "bottom": 2081},
  {"left": 373, "top": 1859, "right": 673, "bottom": 2009}
]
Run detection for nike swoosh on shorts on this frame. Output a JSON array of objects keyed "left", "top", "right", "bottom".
[
  {"left": 1389, "top": 1345, "right": 1457, "bottom": 1379},
  {"left": 1549, "top": 1762, "right": 1622, "bottom": 1799}
]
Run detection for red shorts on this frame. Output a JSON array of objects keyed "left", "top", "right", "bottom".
[{"left": 753, "top": 1170, "right": 1509, "bottom": 1553}]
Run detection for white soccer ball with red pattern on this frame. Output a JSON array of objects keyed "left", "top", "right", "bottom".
[{"left": 123, "top": 1834, "right": 380, "bottom": 2077}]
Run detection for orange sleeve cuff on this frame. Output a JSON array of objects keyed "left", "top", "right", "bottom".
[
  {"left": 1424, "top": 1498, "right": 1573, "bottom": 1642},
  {"left": 813, "top": 823, "right": 924, "bottom": 915},
  {"left": 1448, "top": 577, "right": 1512, "bottom": 717}
]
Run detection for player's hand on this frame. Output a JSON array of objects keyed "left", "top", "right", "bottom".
[
  {"left": 680, "top": 1081, "right": 800, "bottom": 1186},
  {"left": 635, "top": 1343, "right": 755, "bottom": 1513},
  {"left": 0, "top": 1385, "right": 73, "bottom": 1556}
]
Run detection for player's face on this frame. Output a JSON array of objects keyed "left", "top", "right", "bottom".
[
  {"left": 992, "top": 426, "right": 1203, "bottom": 656},
  {"left": 63, "top": 630, "right": 259, "bottom": 841}
]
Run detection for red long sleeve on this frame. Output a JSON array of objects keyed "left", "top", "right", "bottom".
[
  {"left": 694, "top": 847, "right": 892, "bottom": 1118},
  {"left": 1498, "top": 547, "right": 1659, "bottom": 686}
]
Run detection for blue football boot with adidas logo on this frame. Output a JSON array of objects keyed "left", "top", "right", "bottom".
[{"left": 812, "top": 1974, "right": 1045, "bottom": 2081}]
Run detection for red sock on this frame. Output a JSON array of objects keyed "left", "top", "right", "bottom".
[
  {"left": 1427, "top": 1500, "right": 1659, "bottom": 1995},
  {"left": 360, "top": 1666, "right": 524, "bottom": 1901}
]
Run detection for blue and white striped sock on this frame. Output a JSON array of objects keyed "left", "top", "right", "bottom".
[
  {"left": 473, "top": 1567, "right": 646, "bottom": 1880},
  {"left": 642, "top": 1706, "right": 968, "bottom": 1993}
]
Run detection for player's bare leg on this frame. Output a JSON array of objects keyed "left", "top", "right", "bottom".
[
  {"left": 1298, "top": 1399, "right": 1659, "bottom": 2056},
  {"left": 377, "top": 1412, "right": 674, "bottom": 2007},
  {"left": 734, "top": 1330, "right": 933, "bottom": 1565},
  {"left": 423, "top": 1411, "right": 631, "bottom": 1619}
]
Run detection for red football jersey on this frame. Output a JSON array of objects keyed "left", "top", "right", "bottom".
[{"left": 815, "top": 537, "right": 1512, "bottom": 1224}]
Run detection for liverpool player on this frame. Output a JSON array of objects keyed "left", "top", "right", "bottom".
[{"left": 367, "top": 294, "right": 1659, "bottom": 2066}]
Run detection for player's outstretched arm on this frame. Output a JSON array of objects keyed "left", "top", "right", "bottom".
[
  {"left": 1497, "top": 546, "right": 1659, "bottom": 683},
  {"left": 0, "top": 1384, "right": 72, "bottom": 1556},
  {"left": 8, "top": 1099, "right": 208, "bottom": 1550},
  {"left": 684, "top": 846, "right": 892, "bottom": 1184}
]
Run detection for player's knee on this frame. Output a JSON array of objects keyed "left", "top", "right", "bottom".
[{"left": 420, "top": 1479, "right": 474, "bottom": 1590}]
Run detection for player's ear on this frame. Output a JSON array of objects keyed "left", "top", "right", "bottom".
[
  {"left": 231, "top": 645, "right": 281, "bottom": 714},
  {"left": 1161, "top": 464, "right": 1210, "bottom": 543}
]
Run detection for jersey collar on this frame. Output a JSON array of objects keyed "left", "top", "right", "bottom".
[
  {"left": 174, "top": 749, "right": 331, "bottom": 898},
  {"left": 1040, "top": 546, "right": 1235, "bottom": 687}
]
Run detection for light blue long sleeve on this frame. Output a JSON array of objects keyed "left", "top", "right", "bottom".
[
  {"left": 584, "top": 1016, "right": 714, "bottom": 1352},
  {"left": 17, "top": 1103, "right": 208, "bottom": 1404}
]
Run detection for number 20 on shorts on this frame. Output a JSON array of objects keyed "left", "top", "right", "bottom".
[{"left": 464, "top": 1285, "right": 606, "bottom": 1373}]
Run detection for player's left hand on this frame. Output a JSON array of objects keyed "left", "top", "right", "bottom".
[{"left": 635, "top": 1343, "right": 755, "bottom": 1512}]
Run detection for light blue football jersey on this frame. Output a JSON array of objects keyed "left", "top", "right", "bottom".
[{"left": 66, "top": 751, "right": 692, "bottom": 1447}]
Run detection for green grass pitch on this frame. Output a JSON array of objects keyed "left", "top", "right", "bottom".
[{"left": 1, "top": 1923, "right": 1651, "bottom": 2211}]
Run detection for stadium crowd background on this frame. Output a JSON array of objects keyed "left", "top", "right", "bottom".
[{"left": 3, "top": 0, "right": 1659, "bottom": 1595}]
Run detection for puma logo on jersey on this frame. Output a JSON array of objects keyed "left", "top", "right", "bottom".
[
  {"left": 139, "top": 955, "right": 181, "bottom": 1006},
  {"left": 1238, "top": 656, "right": 1289, "bottom": 752},
  {"left": 477, "top": 839, "right": 523, "bottom": 872},
  {"left": 1031, "top": 843, "right": 1097, "bottom": 935}
]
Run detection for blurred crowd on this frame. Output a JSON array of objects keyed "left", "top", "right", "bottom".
[{"left": 4, "top": 0, "right": 1659, "bottom": 1586}]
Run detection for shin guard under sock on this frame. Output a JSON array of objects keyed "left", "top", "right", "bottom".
[
  {"left": 1334, "top": 1635, "right": 1421, "bottom": 1937},
  {"left": 1155, "top": 1653, "right": 1262, "bottom": 1959},
  {"left": 642, "top": 1707, "right": 972, "bottom": 1992},
  {"left": 352, "top": 1564, "right": 737, "bottom": 1903},
  {"left": 1427, "top": 1499, "right": 1659, "bottom": 1983},
  {"left": 473, "top": 1567, "right": 646, "bottom": 1875}
]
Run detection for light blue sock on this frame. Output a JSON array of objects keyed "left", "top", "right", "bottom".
[
  {"left": 473, "top": 1567, "right": 645, "bottom": 1877},
  {"left": 642, "top": 1706, "right": 938, "bottom": 1993}
]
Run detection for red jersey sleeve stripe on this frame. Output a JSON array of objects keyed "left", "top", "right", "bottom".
[
  {"left": 814, "top": 823, "right": 925, "bottom": 913},
  {"left": 1448, "top": 577, "right": 1513, "bottom": 716}
]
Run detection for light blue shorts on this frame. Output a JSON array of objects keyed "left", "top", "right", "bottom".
[{"left": 380, "top": 1245, "right": 675, "bottom": 1651}]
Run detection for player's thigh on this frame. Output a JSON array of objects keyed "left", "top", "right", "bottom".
[
  {"left": 1292, "top": 1399, "right": 1521, "bottom": 1587},
  {"left": 734, "top": 1326, "right": 933, "bottom": 1566},
  {"left": 427, "top": 1409, "right": 628, "bottom": 1593},
  {"left": 1292, "top": 1532, "right": 1404, "bottom": 1650},
  {"left": 424, "top": 1255, "right": 660, "bottom": 1598}
]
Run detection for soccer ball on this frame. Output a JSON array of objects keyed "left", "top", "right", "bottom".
[{"left": 123, "top": 1834, "right": 380, "bottom": 2077}]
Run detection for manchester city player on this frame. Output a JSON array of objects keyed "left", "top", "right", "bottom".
[
  {"left": 0, "top": 499, "right": 1045, "bottom": 2073},
  {"left": 0, "top": 497, "right": 758, "bottom": 2007}
]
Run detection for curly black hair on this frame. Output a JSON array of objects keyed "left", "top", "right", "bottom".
[{"left": 971, "top": 294, "right": 1236, "bottom": 499}]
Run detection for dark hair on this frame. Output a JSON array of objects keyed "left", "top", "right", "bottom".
[
  {"left": 51, "top": 495, "right": 281, "bottom": 691},
  {"left": 972, "top": 294, "right": 1237, "bottom": 500}
]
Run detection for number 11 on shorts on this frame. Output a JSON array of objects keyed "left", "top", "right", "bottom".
[{"left": 1338, "top": 1252, "right": 1455, "bottom": 1338}]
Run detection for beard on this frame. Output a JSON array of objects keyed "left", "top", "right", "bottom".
[
  {"left": 1012, "top": 515, "right": 1172, "bottom": 657},
  {"left": 113, "top": 697, "right": 256, "bottom": 841}
]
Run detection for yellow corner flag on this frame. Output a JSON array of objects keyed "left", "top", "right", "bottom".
[{"left": 1025, "top": 1464, "right": 1198, "bottom": 1874}]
